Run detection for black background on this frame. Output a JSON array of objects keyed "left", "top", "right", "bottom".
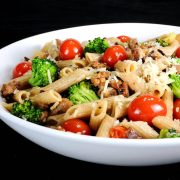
[{"left": 1, "top": 0, "right": 180, "bottom": 179}]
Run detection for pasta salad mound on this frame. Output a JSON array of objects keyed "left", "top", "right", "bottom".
[{"left": 1, "top": 33, "right": 180, "bottom": 139}]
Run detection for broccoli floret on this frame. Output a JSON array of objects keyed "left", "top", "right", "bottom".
[
  {"left": 29, "top": 58, "right": 58, "bottom": 87},
  {"left": 84, "top": 37, "right": 109, "bottom": 54},
  {"left": 12, "top": 100, "right": 42, "bottom": 124},
  {"left": 170, "top": 74, "right": 180, "bottom": 98},
  {"left": 176, "top": 58, "right": 180, "bottom": 64},
  {"left": 156, "top": 39, "right": 169, "bottom": 47},
  {"left": 159, "top": 129, "right": 180, "bottom": 138},
  {"left": 68, "top": 80, "right": 99, "bottom": 105}
]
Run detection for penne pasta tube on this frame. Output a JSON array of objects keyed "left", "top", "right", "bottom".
[
  {"left": 60, "top": 67, "right": 74, "bottom": 77},
  {"left": 159, "top": 40, "right": 179, "bottom": 56},
  {"left": 148, "top": 83, "right": 166, "bottom": 98},
  {"left": 64, "top": 93, "right": 139, "bottom": 121},
  {"left": 96, "top": 114, "right": 116, "bottom": 137},
  {"left": 30, "top": 90, "right": 62, "bottom": 106},
  {"left": 115, "top": 60, "right": 137, "bottom": 73},
  {"left": 63, "top": 95, "right": 121, "bottom": 120},
  {"left": 152, "top": 116, "right": 180, "bottom": 133},
  {"left": 111, "top": 100, "right": 127, "bottom": 119},
  {"left": 41, "top": 40, "right": 59, "bottom": 59},
  {"left": 120, "top": 119, "right": 159, "bottom": 139},
  {"left": 144, "top": 32, "right": 176, "bottom": 44},
  {"left": 63, "top": 102, "right": 96, "bottom": 120},
  {"left": 162, "top": 86, "right": 173, "bottom": 119},
  {"left": 56, "top": 59, "right": 86, "bottom": 69},
  {"left": 42, "top": 68, "right": 93, "bottom": 93},
  {"left": 117, "top": 72, "right": 146, "bottom": 93},
  {"left": 2, "top": 102, "right": 14, "bottom": 112},
  {"left": 154, "top": 57, "right": 170, "bottom": 71},
  {"left": 85, "top": 53, "right": 102, "bottom": 63},
  {"left": 29, "top": 87, "right": 42, "bottom": 96},
  {"left": 47, "top": 113, "right": 66, "bottom": 125},
  {"left": 1, "top": 71, "right": 32, "bottom": 97},
  {"left": 13, "top": 90, "right": 30, "bottom": 104},
  {"left": 90, "top": 100, "right": 108, "bottom": 131}
]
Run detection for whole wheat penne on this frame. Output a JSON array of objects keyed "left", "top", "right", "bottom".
[
  {"left": 143, "top": 32, "right": 176, "bottom": 44},
  {"left": 162, "top": 86, "right": 173, "bottom": 119},
  {"left": 85, "top": 53, "right": 102, "bottom": 63},
  {"left": 56, "top": 59, "right": 86, "bottom": 69},
  {"left": 117, "top": 72, "right": 146, "bottom": 94},
  {"left": 29, "top": 87, "right": 42, "bottom": 97},
  {"left": 159, "top": 40, "right": 179, "bottom": 56},
  {"left": 111, "top": 100, "right": 127, "bottom": 119},
  {"left": 42, "top": 68, "right": 93, "bottom": 93},
  {"left": 41, "top": 40, "right": 59, "bottom": 59},
  {"left": 13, "top": 90, "right": 30, "bottom": 104},
  {"left": 152, "top": 116, "right": 180, "bottom": 133},
  {"left": 120, "top": 119, "right": 159, "bottom": 139},
  {"left": 63, "top": 102, "right": 96, "bottom": 120},
  {"left": 1, "top": 71, "right": 32, "bottom": 97},
  {"left": 30, "top": 90, "right": 62, "bottom": 106},
  {"left": 90, "top": 100, "right": 108, "bottom": 131},
  {"left": 96, "top": 114, "right": 116, "bottom": 137},
  {"left": 115, "top": 60, "right": 137, "bottom": 73},
  {"left": 2, "top": 102, "right": 14, "bottom": 112},
  {"left": 47, "top": 113, "right": 66, "bottom": 125},
  {"left": 60, "top": 67, "right": 74, "bottom": 77},
  {"left": 148, "top": 82, "right": 166, "bottom": 98}
]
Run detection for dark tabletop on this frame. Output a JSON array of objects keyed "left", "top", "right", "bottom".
[{"left": 1, "top": 0, "right": 180, "bottom": 179}]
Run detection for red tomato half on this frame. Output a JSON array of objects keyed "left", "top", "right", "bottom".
[
  {"left": 173, "top": 99, "right": 180, "bottom": 119},
  {"left": 176, "top": 47, "right": 180, "bottom": 58},
  {"left": 117, "top": 35, "right": 130, "bottom": 43},
  {"left": 109, "top": 126, "right": 128, "bottom": 138},
  {"left": 62, "top": 119, "right": 91, "bottom": 135},
  {"left": 127, "top": 95, "right": 167, "bottom": 125},
  {"left": 13, "top": 61, "right": 32, "bottom": 78},
  {"left": 102, "top": 45, "right": 127, "bottom": 68},
  {"left": 60, "top": 38, "right": 83, "bottom": 60}
]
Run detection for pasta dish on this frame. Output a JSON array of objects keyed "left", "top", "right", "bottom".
[{"left": 1, "top": 33, "right": 180, "bottom": 139}]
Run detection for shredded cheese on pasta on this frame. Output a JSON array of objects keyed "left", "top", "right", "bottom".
[{"left": 47, "top": 69, "right": 52, "bottom": 84}]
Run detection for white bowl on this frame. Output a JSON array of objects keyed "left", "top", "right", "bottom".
[{"left": 1, "top": 23, "right": 180, "bottom": 166}]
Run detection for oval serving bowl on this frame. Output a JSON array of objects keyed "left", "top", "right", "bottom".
[{"left": 0, "top": 23, "right": 180, "bottom": 166}]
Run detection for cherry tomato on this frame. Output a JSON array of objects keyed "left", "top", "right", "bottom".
[
  {"left": 173, "top": 99, "right": 180, "bottom": 119},
  {"left": 117, "top": 35, "right": 130, "bottom": 43},
  {"left": 127, "top": 95, "right": 167, "bottom": 125},
  {"left": 109, "top": 126, "right": 128, "bottom": 138},
  {"left": 60, "top": 38, "right": 83, "bottom": 60},
  {"left": 13, "top": 61, "right": 32, "bottom": 78},
  {"left": 176, "top": 47, "right": 180, "bottom": 58},
  {"left": 62, "top": 119, "right": 91, "bottom": 135},
  {"left": 102, "top": 45, "right": 127, "bottom": 68}
]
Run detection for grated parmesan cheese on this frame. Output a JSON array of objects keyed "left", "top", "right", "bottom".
[
  {"left": 100, "top": 79, "right": 109, "bottom": 99},
  {"left": 47, "top": 69, "right": 52, "bottom": 84}
]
